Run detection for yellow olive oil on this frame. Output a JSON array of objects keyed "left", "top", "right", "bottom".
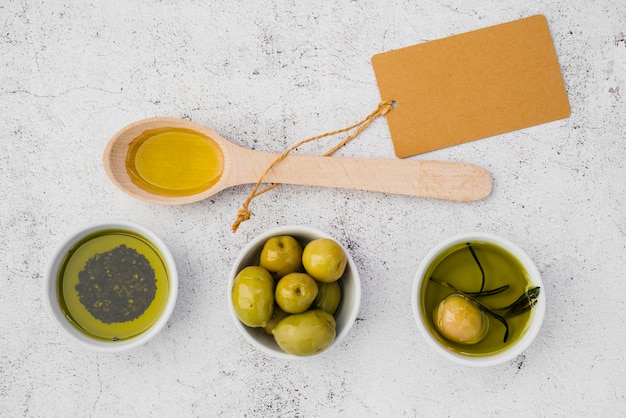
[
  {"left": 420, "top": 241, "right": 536, "bottom": 357},
  {"left": 57, "top": 229, "right": 170, "bottom": 341},
  {"left": 126, "top": 128, "right": 224, "bottom": 197}
]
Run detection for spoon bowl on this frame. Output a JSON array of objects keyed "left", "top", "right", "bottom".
[{"left": 103, "top": 117, "right": 492, "bottom": 205}]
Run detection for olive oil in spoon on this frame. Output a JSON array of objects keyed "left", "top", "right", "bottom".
[{"left": 126, "top": 128, "right": 224, "bottom": 197}]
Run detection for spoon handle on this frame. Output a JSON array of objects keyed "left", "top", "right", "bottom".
[{"left": 236, "top": 152, "right": 492, "bottom": 201}]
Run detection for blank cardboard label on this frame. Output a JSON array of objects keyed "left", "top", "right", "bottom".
[{"left": 372, "top": 15, "right": 571, "bottom": 158}]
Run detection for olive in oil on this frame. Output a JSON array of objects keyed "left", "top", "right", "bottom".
[
  {"left": 420, "top": 241, "right": 536, "bottom": 357},
  {"left": 57, "top": 229, "right": 170, "bottom": 341},
  {"left": 126, "top": 127, "right": 224, "bottom": 197}
]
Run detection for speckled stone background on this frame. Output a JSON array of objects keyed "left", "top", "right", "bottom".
[{"left": 2, "top": 1, "right": 625, "bottom": 416}]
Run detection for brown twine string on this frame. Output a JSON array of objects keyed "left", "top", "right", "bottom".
[{"left": 231, "top": 100, "right": 394, "bottom": 232}]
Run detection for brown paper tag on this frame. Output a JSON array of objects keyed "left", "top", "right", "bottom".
[{"left": 372, "top": 15, "right": 571, "bottom": 158}]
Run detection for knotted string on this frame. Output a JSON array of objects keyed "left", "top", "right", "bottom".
[{"left": 231, "top": 100, "right": 394, "bottom": 232}]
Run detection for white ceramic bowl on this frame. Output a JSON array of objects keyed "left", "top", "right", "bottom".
[
  {"left": 412, "top": 232, "right": 545, "bottom": 367},
  {"left": 44, "top": 220, "right": 178, "bottom": 352},
  {"left": 228, "top": 226, "right": 361, "bottom": 359}
]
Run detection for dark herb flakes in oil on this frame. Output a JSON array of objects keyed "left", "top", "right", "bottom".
[{"left": 75, "top": 244, "right": 157, "bottom": 324}]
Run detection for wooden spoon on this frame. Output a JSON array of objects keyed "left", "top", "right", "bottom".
[{"left": 103, "top": 117, "right": 492, "bottom": 205}]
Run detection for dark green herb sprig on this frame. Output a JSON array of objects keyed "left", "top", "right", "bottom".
[
  {"left": 495, "top": 286, "right": 541, "bottom": 318},
  {"left": 429, "top": 243, "right": 540, "bottom": 343},
  {"left": 466, "top": 243, "right": 486, "bottom": 292}
]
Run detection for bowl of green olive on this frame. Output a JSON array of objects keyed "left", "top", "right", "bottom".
[
  {"left": 44, "top": 220, "right": 178, "bottom": 352},
  {"left": 228, "top": 226, "right": 361, "bottom": 358},
  {"left": 412, "top": 232, "right": 545, "bottom": 367}
]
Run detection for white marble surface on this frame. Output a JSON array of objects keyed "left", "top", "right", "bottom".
[{"left": 2, "top": 1, "right": 625, "bottom": 416}]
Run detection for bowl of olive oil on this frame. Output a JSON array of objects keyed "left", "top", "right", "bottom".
[
  {"left": 412, "top": 233, "right": 545, "bottom": 367},
  {"left": 44, "top": 221, "right": 178, "bottom": 352}
]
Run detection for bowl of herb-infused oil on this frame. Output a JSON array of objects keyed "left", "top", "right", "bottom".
[
  {"left": 412, "top": 232, "right": 545, "bottom": 367},
  {"left": 44, "top": 221, "right": 178, "bottom": 352}
]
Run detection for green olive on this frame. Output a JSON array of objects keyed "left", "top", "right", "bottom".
[
  {"left": 433, "top": 294, "right": 488, "bottom": 345},
  {"left": 275, "top": 273, "right": 318, "bottom": 314},
  {"left": 231, "top": 266, "right": 275, "bottom": 328},
  {"left": 272, "top": 309, "right": 336, "bottom": 356},
  {"left": 302, "top": 238, "right": 347, "bottom": 283},
  {"left": 259, "top": 235, "right": 303, "bottom": 277},
  {"left": 312, "top": 281, "right": 341, "bottom": 315}
]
